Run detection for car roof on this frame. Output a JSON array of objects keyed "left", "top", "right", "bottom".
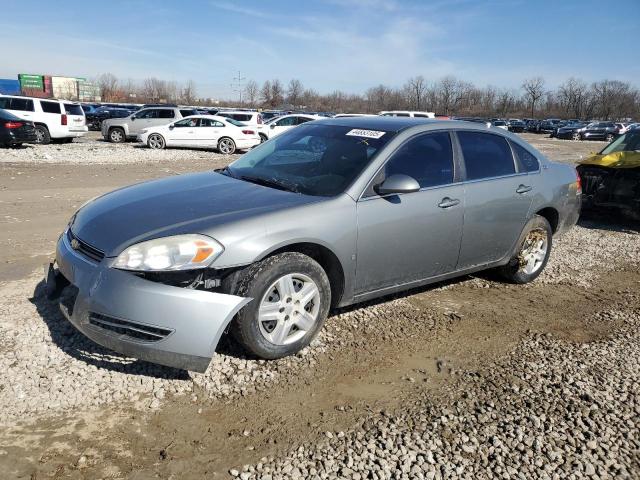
[{"left": 314, "top": 116, "right": 453, "bottom": 132}]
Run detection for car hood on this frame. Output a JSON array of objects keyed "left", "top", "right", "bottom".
[
  {"left": 71, "top": 172, "right": 318, "bottom": 256},
  {"left": 579, "top": 151, "right": 640, "bottom": 169}
]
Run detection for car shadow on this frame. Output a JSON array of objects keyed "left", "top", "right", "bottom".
[
  {"left": 578, "top": 211, "right": 640, "bottom": 233},
  {"left": 30, "top": 279, "right": 190, "bottom": 380}
]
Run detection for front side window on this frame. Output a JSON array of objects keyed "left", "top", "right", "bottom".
[
  {"left": 379, "top": 131, "right": 454, "bottom": 190},
  {"left": 40, "top": 100, "right": 61, "bottom": 114},
  {"left": 458, "top": 131, "right": 516, "bottom": 180},
  {"left": 180, "top": 109, "right": 196, "bottom": 117},
  {"left": 511, "top": 141, "right": 540, "bottom": 172},
  {"left": 135, "top": 109, "right": 155, "bottom": 119},
  {"left": 173, "top": 118, "right": 197, "bottom": 127},
  {"left": 275, "top": 116, "right": 297, "bottom": 127},
  {"left": 158, "top": 109, "right": 175, "bottom": 119},
  {"left": 296, "top": 117, "right": 313, "bottom": 125}
]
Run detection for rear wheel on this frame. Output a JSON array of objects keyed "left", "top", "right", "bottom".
[
  {"left": 605, "top": 133, "right": 614, "bottom": 142},
  {"left": 230, "top": 252, "right": 331, "bottom": 359},
  {"left": 259, "top": 133, "right": 268, "bottom": 143},
  {"left": 147, "top": 133, "right": 166, "bottom": 149},
  {"left": 108, "top": 127, "right": 125, "bottom": 143},
  {"left": 218, "top": 137, "right": 236, "bottom": 154},
  {"left": 499, "top": 215, "right": 552, "bottom": 284},
  {"left": 34, "top": 125, "right": 51, "bottom": 145}
]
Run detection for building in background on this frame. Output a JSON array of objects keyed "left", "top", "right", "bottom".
[{"left": 0, "top": 79, "right": 21, "bottom": 95}]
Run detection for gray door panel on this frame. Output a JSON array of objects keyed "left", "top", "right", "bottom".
[
  {"left": 355, "top": 185, "right": 464, "bottom": 293},
  {"left": 457, "top": 176, "right": 532, "bottom": 268}
]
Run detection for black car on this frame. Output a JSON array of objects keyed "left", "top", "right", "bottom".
[
  {"left": 526, "top": 119, "right": 541, "bottom": 132},
  {"left": 538, "top": 119, "right": 562, "bottom": 134},
  {"left": 579, "top": 122, "right": 618, "bottom": 142},
  {"left": 507, "top": 119, "right": 526, "bottom": 133},
  {"left": 0, "top": 108, "right": 37, "bottom": 147},
  {"left": 86, "top": 107, "right": 135, "bottom": 131},
  {"left": 555, "top": 122, "right": 588, "bottom": 140}
]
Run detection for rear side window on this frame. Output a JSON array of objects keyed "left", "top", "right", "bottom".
[
  {"left": 1, "top": 97, "right": 35, "bottom": 112},
  {"left": 158, "top": 109, "right": 175, "bottom": 119},
  {"left": 510, "top": 141, "right": 540, "bottom": 172},
  {"left": 232, "top": 114, "right": 252, "bottom": 122},
  {"left": 381, "top": 131, "right": 454, "bottom": 190},
  {"left": 64, "top": 104, "right": 84, "bottom": 115},
  {"left": 180, "top": 109, "right": 195, "bottom": 117},
  {"left": 458, "top": 131, "right": 515, "bottom": 180},
  {"left": 41, "top": 101, "right": 61, "bottom": 114}
]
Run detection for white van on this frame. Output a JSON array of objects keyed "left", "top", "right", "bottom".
[
  {"left": 378, "top": 111, "right": 436, "bottom": 118},
  {"left": 0, "top": 95, "right": 88, "bottom": 144}
]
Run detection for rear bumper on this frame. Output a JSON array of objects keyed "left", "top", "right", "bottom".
[
  {"left": 0, "top": 130, "right": 37, "bottom": 144},
  {"left": 236, "top": 137, "right": 261, "bottom": 149},
  {"left": 49, "top": 230, "right": 251, "bottom": 372}
]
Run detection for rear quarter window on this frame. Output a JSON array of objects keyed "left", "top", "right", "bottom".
[
  {"left": 510, "top": 141, "right": 540, "bottom": 172},
  {"left": 41, "top": 101, "right": 62, "bottom": 114},
  {"left": 457, "top": 131, "right": 516, "bottom": 180},
  {"left": 158, "top": 109, "right": 175, "bottom": 119}
]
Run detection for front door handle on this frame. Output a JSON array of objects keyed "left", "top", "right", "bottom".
[
  {"left": 438, "top": 197, "right": 460, "bottom": 209},
  {"left": 516, "top": 184, "right": 532, "bottom": 194}
]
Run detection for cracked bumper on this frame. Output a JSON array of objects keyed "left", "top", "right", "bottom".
[{"left": 49, "top": 231, "right": 251, "bottom": 372}]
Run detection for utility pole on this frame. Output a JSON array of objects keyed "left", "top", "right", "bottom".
[{"left": 231, "top": 70, "right": 246, "bottom": 106}]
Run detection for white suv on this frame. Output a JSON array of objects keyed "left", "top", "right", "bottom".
[
  {"left": 378, "top": 110, "right": 435, "bottom": 118},
  {"left": 0, "top": 95, "right": 87, "bottom": 144},
  {"left": 102, "top": 106, "right": 197, "bottom": 143}
]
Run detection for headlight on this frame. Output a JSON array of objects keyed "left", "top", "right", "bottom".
[{"left": 112, "top": 234, "right": 223, "bottom": 271}]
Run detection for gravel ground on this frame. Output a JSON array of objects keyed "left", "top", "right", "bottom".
[
  {"left": 234, "top": 307, "right": 640, "bottom": 480},
  {"left": 0, "top": 224, "right": 637, "bottom": 424},
  {"left": 0, "top": 132, "right": 238, "bottom": 165}
]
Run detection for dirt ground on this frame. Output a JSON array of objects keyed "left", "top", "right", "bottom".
[{"left": 0, "top": 132, "right": 638, "bottom": 479}]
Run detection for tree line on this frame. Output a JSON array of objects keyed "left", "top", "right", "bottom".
[{"left": 95, "top": 73, "right": 639, "bottom": 120}]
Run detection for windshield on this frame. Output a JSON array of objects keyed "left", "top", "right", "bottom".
[
  {"left": 600, "top": 131, "right": 640, "bottom": 155},
  {"left": 224, "top": 123, "right": 395, "bottom": 196}
]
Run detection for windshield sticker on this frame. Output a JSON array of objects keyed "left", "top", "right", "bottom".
[{"left": 345, "top": 129, "right": 386, "bottom": 139}]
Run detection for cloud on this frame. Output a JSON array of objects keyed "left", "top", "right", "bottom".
[{"left": 209, "top": 1, "right": 273, "bottom": 18}]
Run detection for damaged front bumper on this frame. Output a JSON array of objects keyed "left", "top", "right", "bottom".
[{"left": 47, "top": 230, "right": 251, "bottom": 372}]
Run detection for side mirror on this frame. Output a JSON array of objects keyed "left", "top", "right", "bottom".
[
  {"left": 270, "top": 124, "right": 275, "bottom": 129},
  {"left": 169, "top": 124, "right": 175, "bottom": 130},
  {"left": 131, "top": 116, "right": 136, "bottom": 121},
  {"left": 375, "top": 174, "right": 420, "bottom": 196}
]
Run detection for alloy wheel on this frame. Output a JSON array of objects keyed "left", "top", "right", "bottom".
[
  {"left": 148, "top": 134, "right": 165, "bottom": 149},
  {"left": 218, "top": 138, "right": 235, "bottom": 154},
  {"left": 518, "top": 229, "right": 548, "bottom": 275},
  {"left": 257, "top": 273, "right": 320, "bottom": 346}
]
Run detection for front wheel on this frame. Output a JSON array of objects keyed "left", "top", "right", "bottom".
[
  {"left": 147, "top": 133, "right": 166, "bottom": 149},
  {"left": 499, "top": 215, "right": 552, "bottom": 284},
  {"left": 230, "top": 252, "right": 331, "bottom": 359},
  {"left": 572, "top": 132, "right": 581, "bottom": 141},
  {"left": 605, "top": 133, "right": 614, "bottom": 142},
  {"left": 108, "top": 127, "right": 125, "bottom": 143},
  {"left": 218, "top": 136, "right": 236, "bottom": 154}
]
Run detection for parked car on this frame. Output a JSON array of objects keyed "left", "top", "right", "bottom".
[
  {"left": 507, "top": 119, "right": 526, "bottom": 133},
  {"left": 578, "top": 122, "right": 618, "bottom": 142},
  {"left": 379, "top": 110, "right": 435, "bottom": 118},
  {"left": 0, "top": 95, "right": 88, "bottom": 144},
  {"left": 86, "top": 107, "right": 134, "bottom": 131},
  {"left": 555, "top": 122, "right": 588, "bottom": 140},
  {"left": 577, "top": 129, "right": 640, "bottom": 219},
  {"left": 492, "top": 120, "right": 509, "bottom": 130},
  {"left": 257, "top": 113, "right": 321, "bottom": 141},
  {"left": 526, "top": 119, "right": 541, "bottom": 133},
  {"left": 538, "top": 119, "right": 562, "bottom": 134},
  {"left": 101, "top": 106, "right": 198, "bottom": 143},
  {"left": 0, "top": 108, "right": 37, "bottom": 147},
  {"left": 137, "top": 115, "right": 261, "bottom": 153},
  {"left": 46, "top": 117, "right": 581, "bottom": 372},
  {"left": 260, "top": 110, "right": 286, "bottom": 122},
  {"left": 216, "top": 110, "right": 264, "bottom": 127}
]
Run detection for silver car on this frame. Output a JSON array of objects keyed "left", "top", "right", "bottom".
[{"left": 47, "top": 118, "right": 581, "bottom": 372}]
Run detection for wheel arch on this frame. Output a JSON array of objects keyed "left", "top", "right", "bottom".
[
  {"left": 257, "top": 241, "right": 346, "bottom": 308},
  {"left": 534, "top": 206, "right": 559, "bottom": 233}
]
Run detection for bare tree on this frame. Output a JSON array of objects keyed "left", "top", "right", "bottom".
[
  {"left": 96, "top": 73, "right": 119, "bottom": 102},
  {"left": 522, "top": 77, "right": 545, "bottom": 118},
  {"left": 270, "top": 79, "right": 284, "bottom": 107},
  {"left": 181, "top": 80, "right": 197, "bottom": 104},
  {"left": 404, "top": 76, "right": 427, "bottom": 110},
  {"left": 260, "top": 80, "right": 272, "bottom": 106},
  {"left": 287, "top": 79, "right": 304, "bottom": 107},
  {"left": 244, "top": 80, "right": 259, "bottom": 107}
]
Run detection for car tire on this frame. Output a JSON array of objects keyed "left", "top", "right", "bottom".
[
  {"left": 499, "top": 215, "right": 553, "bottom": 284},
  {"left": 34, "top": 125, "right": 51, "bottom": 145},
  {"left": 572, "top": 132, "right": 581, "bottom": 141},
  {"left": 218, "top": 136, "right": 236, "bottom": 154},
  {"left": 147, "top": 133, "right": 166, "bottom": 149},
  {"left": 259, "top": 133, "right": 268, "bottom": 143},
  {"left": 108, "top": 127, "right": 125, "bottom": 143},
  {"left": 230, "top": 252, "right": 331, "bottom": 359},
  {"left": 605, "top": 133, "right": 614, "bottom": 142}
]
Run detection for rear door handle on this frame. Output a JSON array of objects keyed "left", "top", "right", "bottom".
[
  {"left": 438, "top": 197, "right": 460, "bottom": 208},
  {"left": 516, "top": 184, "right": 532, "bottom": 194}
]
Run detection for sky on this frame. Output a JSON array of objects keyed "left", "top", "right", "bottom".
[{"left": 1, "top": 0, "right": 638, "bottom": 100}]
